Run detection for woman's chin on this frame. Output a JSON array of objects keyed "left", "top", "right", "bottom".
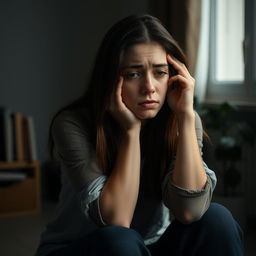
[{"left": 135, "top": 110, "right": 159, "bottom": 120}]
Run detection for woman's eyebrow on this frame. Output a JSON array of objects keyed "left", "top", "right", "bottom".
[
  {"left": 122, "top": 63, "right": 168, "bottom": 69},
  {"left": 122, "top": 64, "right": 144, "bottom": 69},
  {"left": 152, "top": 64, "right": 168, "bottom": 68}
]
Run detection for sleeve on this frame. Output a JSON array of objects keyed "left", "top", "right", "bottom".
[
  {"left": 161, "top": 112, "right": 217, "bottom": 223},
  {"left": 52, "top": 110, "right": 107, "bottom": 225}
]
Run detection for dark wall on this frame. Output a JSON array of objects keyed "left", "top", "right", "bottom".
[{"left": 0, "top": 0, "right": 148, "bottom": 162}]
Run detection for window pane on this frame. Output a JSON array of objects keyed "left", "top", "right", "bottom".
[{"left": 216, "top": 0, "right": 244, "bottom": 81}]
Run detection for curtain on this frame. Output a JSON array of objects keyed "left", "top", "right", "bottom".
[
  {"left": 194, "top": 0, "right": 210, "bottom": 103},
  {"left": 148, "top": 0, "right": 202, "bottom": 76},
  {"left": 148, "top": 0, "right": 210, "bottom": 103}
]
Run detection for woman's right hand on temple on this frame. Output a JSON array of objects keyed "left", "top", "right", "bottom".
[{"left": 109, "top": 76, "right": 141, "bottom": 131}]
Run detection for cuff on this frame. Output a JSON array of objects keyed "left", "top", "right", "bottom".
[
  {"left": 169, "top": 176, "right": 211, "bottom": 197},
  {"left": 80, "top": 175, "right": 107, "bottom": 226},
  {"left": 162, "top": 175, "right": 213, "bottom": 223}
]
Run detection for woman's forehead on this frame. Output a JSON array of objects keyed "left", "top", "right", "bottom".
[{"left": 121, "top": 42, "right": 167, "bottom": 66}]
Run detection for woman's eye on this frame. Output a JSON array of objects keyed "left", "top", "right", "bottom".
[
  {"left": 124, "top": 72, "right": 140, "bottom": 79},
  {"left": 155, "top": 70, "right": 168, "bottom": 77}
]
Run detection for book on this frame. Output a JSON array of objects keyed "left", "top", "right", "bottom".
[
  {"left": 0, "top": 107, "right": 5, "bottom": 161},
  {"left": 13, "top": 112, "right": 26, "bottom": 161},
  {"left": 0, "top": 107, "right": 13, "bottom": 162},
  {"left": 26, "top": 116, "right": 37, "bottom": 162},
  {"left": 0, "top": 109, "right": 38, "bottom": 163},
  {"left": 4, "top": 109, "right": 14, "bottom": 162},
  {"left": 22, "top": 115, "right": 30, "bottom": 161}
]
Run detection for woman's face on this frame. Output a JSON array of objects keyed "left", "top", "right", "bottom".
[{"left": 120, "top": 42, "right": 169, "bottom": 120}]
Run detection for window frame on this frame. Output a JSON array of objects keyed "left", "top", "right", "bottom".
[{"left": 205, "top": 0, "right": 256, "bottom": 105}]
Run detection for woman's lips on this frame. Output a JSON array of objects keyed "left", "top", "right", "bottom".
[{"left": 138, "top": 100, "right": 159, "bottom": 109}]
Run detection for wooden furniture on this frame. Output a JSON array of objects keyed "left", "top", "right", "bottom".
[{"left": 0, "top": 161, "right": 41, "bottom": 217}]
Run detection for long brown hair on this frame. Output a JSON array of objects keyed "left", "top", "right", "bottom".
[{"left": 49, "top": 14, "right": 188, "bottom": 196}]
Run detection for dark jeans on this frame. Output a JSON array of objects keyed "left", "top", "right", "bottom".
[{"left": 48, "top": 203, "right": 244, "bottom": 256}]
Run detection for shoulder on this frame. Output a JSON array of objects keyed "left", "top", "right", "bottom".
[
  {"left": 50, "top": 106, "right": 96, "bottom": 161},
  {"left": 52, "top": 107, "right": 92, "bottom": 136},
  {"left": 51, "top": 106, "right": 95, "bottom": 151}
]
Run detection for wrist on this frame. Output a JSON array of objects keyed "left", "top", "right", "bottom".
[
  {"left": 123, "top": 123, "right": 141, "bottom": 136},
  {"left": 176, "top": 110, "right": 195, "bottom": 127}
]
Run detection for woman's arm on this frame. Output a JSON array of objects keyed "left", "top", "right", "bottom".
[
  {"left": 167, "top": 55, "right": 207, "bottom": 190},
  {"left": 165, "top": 55, "right": 209, "bottom": 223},
  {"left": 172, "top": 112, "right": 207, "bottom": 190},
  {"left": 99, "top": 77, "right": 142, "bottom": 228},
  {"left": 99, "top": 128, "right": 140, "bottom": 228}
]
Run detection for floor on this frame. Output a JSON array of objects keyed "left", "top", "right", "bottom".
[
  {"left": 0, "top": 201, "right": 56, "bottom": 256},
  {"left": 0, "top": 200, "right": 255, "bottom": 256}
]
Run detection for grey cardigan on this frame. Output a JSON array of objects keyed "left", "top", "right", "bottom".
[{"left": 36, "top": 108, "right": 217, "bottom": 256}]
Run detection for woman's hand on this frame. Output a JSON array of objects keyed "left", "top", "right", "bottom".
[
  {"left": 166, "top": 55, "right": 195, "bottom": 116},
  {"left": 109, "top": 76, "right": 141, "bottom": 131}
]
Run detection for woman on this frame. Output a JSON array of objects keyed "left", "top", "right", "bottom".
[{"left": 36, "top": 14, "right": 243, "bottom": 256}]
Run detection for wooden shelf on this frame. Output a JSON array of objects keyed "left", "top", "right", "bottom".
[
  {"left": 0, "top": 161, "right": 40, "bottom": 169},
  {"left": 0, "top": 161, "right": 41, "bottom": 217}
]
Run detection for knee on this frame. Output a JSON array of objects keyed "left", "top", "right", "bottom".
[
  {"left": 203, "top": 203, "right": 236, "bottom": 225},
  {"left": 196, "top": 203, "right": 244, "bottom": 254},
  {"left": 95, "top": 225, "right": 142, "bottom": 243},
  {"left": 90, "top": 226, "right": 148, "bottom": 255},
  {"left": 200, "top": 203, "right": 243, "bottom": 240}
]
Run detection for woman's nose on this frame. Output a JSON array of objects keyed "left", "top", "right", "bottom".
[{"left": 141, "top": 73, "right": 155, "bottom": 94}]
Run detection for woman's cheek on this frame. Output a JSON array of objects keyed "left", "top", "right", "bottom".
[{"left": 162, "top": 81, "right": 169, "bottom": 101}]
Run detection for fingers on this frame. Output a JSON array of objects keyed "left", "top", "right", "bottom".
[
  {"left": 109, "top": 76, "right": 124, "bottom": 111},
  {"left": 167, "top": 55, "right": 190, "bottom": 77},
  {"left": 116, "top": 76, "right": 124, "bottom": 105},
  {"left": 115, "top": 76, "right": 123, "bottom": 90},
  {"left": 167, "top": 55, "right": 195, "bottom": 89},
  {"left": 109, "top": 76, "right": 141, "bottom": 129},
  {"left": 168, "top": 75, "right": 188, "bottom": 89}
]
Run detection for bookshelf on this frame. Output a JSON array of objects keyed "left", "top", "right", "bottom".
[
  {"left": 0, "top": 108, "right": 40, "bottom": 216},
  {"left": 0, "top": 161, "right": 41, "bottom": 217}
]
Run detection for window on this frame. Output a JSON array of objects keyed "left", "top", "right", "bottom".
[
  {"left": 206, "top": 0, "right": 256, "bottom": 105},
  {"left": 215, "top": 0, "right": 244, "bottom": 81}
]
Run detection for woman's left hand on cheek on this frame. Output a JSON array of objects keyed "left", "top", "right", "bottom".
[{"left": 166, "top": 55, "right": 195, "bottom": 115}]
